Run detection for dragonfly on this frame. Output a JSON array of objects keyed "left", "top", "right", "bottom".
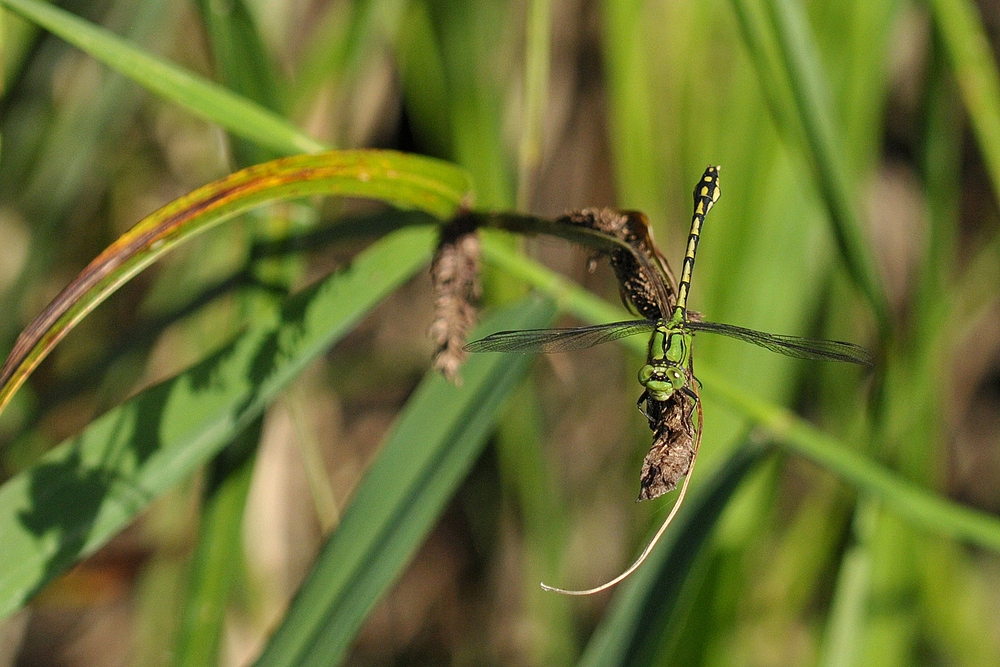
[
  {"left": 467, "top": 165, "right": 872, "bottom": 404},
  {"left": 466, "top": 166, "right": 872, "bottom": 594}
]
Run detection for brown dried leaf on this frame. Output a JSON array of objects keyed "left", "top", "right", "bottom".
[
  {"left": 561, "top": 208, "right": 676, "bottom": 319},
  {"left": 637, "top": 391, "right": 698, "bottom": 501},
  {"left": 429, "top": 216, "right": 481, "bottom": 383}
]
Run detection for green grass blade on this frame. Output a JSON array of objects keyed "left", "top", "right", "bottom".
[
  {"left": 0, "top": 226, "right": 438, "bottom": 622},
  {"left": 250, "top": 297, "right": 557, "bottom": 667},
  {"left": 287, "top": 2, "right": 350, "bottom": 112},
  {"left": 578, "top": 440, "right": 769, "bottom": 667},
  {"left": 928, "top": 0, "right": 1000, "bottom": 203},
  {"left": 707, "top": 377, "right": 1000, "bottom": 552},
  {"left": 174, "top": 418, "right": 262, "bottom": 667},
  {"left": 194, "top": 0, "right": 284, "bottom": 165},
  {"left": 0, "top": 0, "right": 325, "bottom": 156},
  {"left": 195, "top": 0, "right": 280, "bottom": 113},
  {"left": 599, "top": 0, "right": 663, "bottom": 222},
  {"left": 395, "top": 0, "right": 451, "bottom": 156},
  {"left": 728, "top": 0, "right": 890, "bottom": 332},
  {"left": 290, "top": 0, "right": 408, "bottom": 115},
  {"left": 172, "top": 4, "right": 288, "bottom": 659},
  {"left": 727, "top": 0, "right": 804, "bottom": 151},
  {"left": 516, "top": 0, "right": 551, "bottom": 210},
  {"left": 478, "top": 237, "right": 1000, "bottom": 554},
  {"left": 493, "top": 380, "right": 574, "bottom": 666},
  {"left": 0, "top": 149, "right": 472, "bottom": 418},
  {"left": 817, "top": 499, "right": 875, "bottom": 667},
  {"left": 762, "top": 0, "right": 890, "bottom": 332},
  {"left": 437, "top": 0, "right": 514, "bottom": 209}
]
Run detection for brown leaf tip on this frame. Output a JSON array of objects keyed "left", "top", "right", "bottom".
[
  {"left": 637, "top": 395, "right": 697, "bottom": 501},
  {"left": 429, "top": 216, "right": 482, "bottom": 383}
]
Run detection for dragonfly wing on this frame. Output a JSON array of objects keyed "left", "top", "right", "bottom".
[
  {"left": 686, "top": 320, "right": 874, "bottom": 366},
  {"left": 465, "top": 320, "right": 655, "bottom": 354}
]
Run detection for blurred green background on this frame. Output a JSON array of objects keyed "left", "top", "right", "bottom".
[{"left": 0, "top": 0, "right": 999, "bottom": 665}]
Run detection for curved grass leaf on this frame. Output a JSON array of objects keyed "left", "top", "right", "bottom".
[
  {"left": 0, "top": 149, "right": 472, "bottom": 418},
  {"left": 174, "top": 418, "right": 262, "bottom": 667},
  {"left": 479, "top": 237, "right": 1000, "bottom": 553},
  {"left": 927, "top": 0, "right": 1000, "bottom": 205},
  {"left": 0, "top": 0, "right": 325, "bottom": 156},
  {"left": 598, "top": 0, "right": 664, "bottom": 224},
  {"left": 816, "top": 498, "right": 876, "bottom": 667},
  {"left": 0, "top": 226, "right": 439, "bottom": 622},
  {"left": 194, "top": 0, "right": 284, "bottom": 166},
  {"left": 578, "top": 440, "right": 770, "bottom": 667},
  {"left": 730, "top": 0, "right": 891, "bottom": 333},
  {"left": 516, "top": 0, "right": 552, "bottom": 209},
  {"left": 251, "top": 297, "right": 557, "bottom": 667}
]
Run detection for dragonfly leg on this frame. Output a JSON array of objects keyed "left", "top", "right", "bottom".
[
  {"left": 681, "top": 385, "right": 701, "bottom": 408},
  {"left": 636, "top": 390, "right": 652, "bottom": 421}
]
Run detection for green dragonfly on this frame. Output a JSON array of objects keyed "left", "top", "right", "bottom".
[
  {"left": 466, "top": 166, "right": 873, "bottom": 413},
  {"left": 466, "top": 166, "right": 872, "bottom": 595}
]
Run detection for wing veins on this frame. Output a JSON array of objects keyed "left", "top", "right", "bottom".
[
  {"left": 686, "top": 321, "right": 873, "bottom": 366},
  {"left": 465, "top": 320, "right": 655, "bottom": 354}
]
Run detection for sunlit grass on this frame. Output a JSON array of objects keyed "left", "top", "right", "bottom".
[{"left": 0, "top": 0, "right": 998, "bottom": 665}]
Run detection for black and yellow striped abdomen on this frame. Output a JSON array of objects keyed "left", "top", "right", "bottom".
[{"left": 674, "top": 166, "right": 720, "bottom": 318}]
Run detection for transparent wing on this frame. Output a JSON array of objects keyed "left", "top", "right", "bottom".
[
  {"left": 465, "top": 320, "right": 656, "bottom": 354},
  {"left": 686, "top": 320, "right": 874, "bottom": 366}
]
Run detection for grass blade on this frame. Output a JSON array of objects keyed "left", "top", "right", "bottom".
[
  {"left": 578, "top": 440, "right": 769, "bottom": 667},
  {"left": 706, "top": 375, "right": 1000, "bottom": 552},
  {"left": 194, "top": 0, "right": 284, "bottom": 165},
  {"left": 0, "top": 226, "right": 438, "bottom": 622},
  {"left": 251, "top": 297, "right": 557, "bottom": 667},
  {"left": 395, "top": 0, "right": 452, "bottom": 157},
  {"left": 171, "top": 5, "right": 290, "bottom": 661},
  {"left": 0, "top": 149, "right": 472, "bottom": 418},
  {"left": 0, "top": 0, "right": 325, "bottom": 156},
  {"left": 727, "top": 0, "right": 890, "bottom": 332},
  {"left": 817, "top": 499, "right": 876, "bottom": 667},
  {"left": 174, "top": 418, "right": 262, "bottom": 667},
  {"left": 516, "top": 0, "right": 551, "bottom": 209},
  {"left": 928, "top": 0, "right": 1000, "bottom": 203},
  {"left": 599, "top": 0, "right": 663, "bottom": 222},
  {"left": 763, "top": 0, "right": 890, "bottom": 332}
]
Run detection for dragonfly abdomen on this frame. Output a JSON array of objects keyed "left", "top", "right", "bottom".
[{"left": 675, "top": 166, "right": 721, "bottom": 316}]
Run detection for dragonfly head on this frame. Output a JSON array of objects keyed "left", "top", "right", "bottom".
[
  {"left": 637, "top": 362, "right": 687, "bottom": 401},
  {"left": 640, "top": 321, "right": 690, "bottom": 401}
]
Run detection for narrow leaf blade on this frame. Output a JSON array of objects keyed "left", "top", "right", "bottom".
[
  {"left": 0, "top": 226, "right": 437, "bottom": 621},
  {"left": 0, "top": 0, "right": 324, "bottom": 155},
  {"left": 251, "top": 298, "right": 557, "bottom": 667}
]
